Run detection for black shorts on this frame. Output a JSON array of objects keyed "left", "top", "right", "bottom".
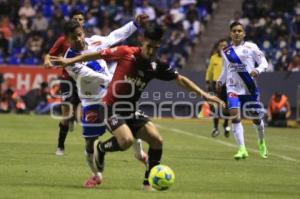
[
  {"left": 218, "top": 85, "right": 227, "bottom": 103},
  {"left": 60, "top": 77, "right": 80, "bottom": 107},
  {"left": 105, "top": 107, "right": 150, "bottom": 138}
]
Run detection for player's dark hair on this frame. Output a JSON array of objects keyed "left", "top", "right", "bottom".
[
  {"left": 69, "top": 9, "right": 84, "bottom": 19},
  {"left": 144, "top": 23, "right": 164, "bottom": 41},
  {"left": 209, "top": 38, "right": 228, "bottom": 56},
  {"left": 230, "top": 21, "right": 244, "bottom": 30},
  {"left": 63, "top": 20, "right": 81, "bottom": 36},
  {"left": 217, "top": 38, "right": 227, "bottom": 45}
]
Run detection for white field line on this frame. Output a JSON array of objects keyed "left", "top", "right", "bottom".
[
  {"left": 156, "top": 124, "right": 299, "bottom": 163},
  {"left": 282, "top": 145, "right": 300, "bottom": 151}
]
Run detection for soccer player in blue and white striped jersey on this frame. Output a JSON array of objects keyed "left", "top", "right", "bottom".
[
  {"left": 59, "top": 18, "right": 149, "bottom": 188},
  {"left": 217, "top": 22, "right": 268, "bottom": 160}
]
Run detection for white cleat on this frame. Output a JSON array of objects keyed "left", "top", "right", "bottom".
[{"left": 55, "top": 148, "right": 64, "bottom": 156}]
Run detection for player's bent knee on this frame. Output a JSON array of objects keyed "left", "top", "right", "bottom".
[
  {"left": 150, "top": 135, "right": 163, "bottom": 148},
  {"left": 118, "top": 136, "right": 134, "bottom": 150}
]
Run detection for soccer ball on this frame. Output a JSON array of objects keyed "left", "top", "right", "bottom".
[{"left": 149, "top": 164, "right": 175, "bottom": 191}]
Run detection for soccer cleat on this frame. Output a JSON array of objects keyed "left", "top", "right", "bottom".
[
  {"left": 55, "top": 148, "right": 64, "bottom": 156},
  {"left": 135, "top": 150, "right": 149, "bottom": 167},
  {"left": 211, "top": 128, "right": 220, "bottom": 137},
  {"left": 258, "top": 140, "right": 268, "bottom": 159},
  {"left": 142, "top": 180, "right": 155, "bottom": 192},
  {"left": 93, "top": 140, "right": 105, "bottom": 172},
  {"left": 224, "top": 126, "right": 230, "bottom": 138},
  {"left": 234, "top": 146, "right": 248, "bottom": 160},
  {"left": 84, "top": 175, "right": 103, "bottom": 188},
  {"left": 142, "top": 184, "right": 156, "bottom": 191}
]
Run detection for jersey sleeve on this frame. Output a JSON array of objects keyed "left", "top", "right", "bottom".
[
  {"left": 64, "top": 49, "right": 111, "bottom": 86},
  {"left": 66, "top": 63, "right": 111, "bottom": 87},
  {"left": 49, "top": 36, "right": 65, "bottom": 56},
  {"left": 155, "top": 62, "right": 179, "bottom": 81},
  {"left": 99, "top": 46, "right": 130, "bottom": 62},
  {"left": 218, "top": 51, "right": 228, "bottom": 84},
  {"left": 252, "top": 44, "right": 268, "bottom": 74},
  {"left": 101, "top": 21, "right": 137, "bottom": 48}
]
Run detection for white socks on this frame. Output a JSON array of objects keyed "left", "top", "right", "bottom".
[
  {"left": 254, "top": 120, "right": 265, "bottom": 142},
  {"left": 232, "top": 122, "right": 245, "bottom": 147}
]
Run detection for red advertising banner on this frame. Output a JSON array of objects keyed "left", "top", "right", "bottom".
[{"left": 0, "top": 65, "right": 63, "bottom": 91}]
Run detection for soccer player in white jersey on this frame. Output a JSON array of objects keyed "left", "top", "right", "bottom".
[
  {"left": 217, "top": 22, "right": 268, "bottom": 160},
  {"left": 60, "top": 19, "right": 148, "bottom": 188}
]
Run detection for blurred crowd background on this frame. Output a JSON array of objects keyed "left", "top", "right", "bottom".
[
  {"left": 0, "top": 0, "right": 300, "bottom": 71},
  {"left": 0, "top": 0, "right": 218, "bottom": 68}
]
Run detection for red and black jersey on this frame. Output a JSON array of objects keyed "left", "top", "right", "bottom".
[
  {"left": 49, "top": 36, "right": 70, "bottom": 79},
  {"left": 99, "top": 46, "right": 178, "bottom": 106}
]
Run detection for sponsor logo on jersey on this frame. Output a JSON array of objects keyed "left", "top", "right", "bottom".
[
  {"left": 91, "top": 41, "right": 102, "bottom": 46},
  {"left": 85, "top": 111, "right": 99, "bottom": 123},
  {"left": 124, "top": 75, "right": 146, "bottom": 91}
]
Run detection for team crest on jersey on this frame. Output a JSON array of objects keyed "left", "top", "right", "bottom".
[{"left": 242, "top": 49, "right": 249, "bottom": 54}]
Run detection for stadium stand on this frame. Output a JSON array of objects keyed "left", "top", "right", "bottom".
[
  {"left": 0, "top": 0, "right": 218, "bottom": 68},
  {"left": 235, "top": 0, "right": 300, "bottom": 72},
  {"left": 0, "top": 0, "right": 218, "bottom": 113}
]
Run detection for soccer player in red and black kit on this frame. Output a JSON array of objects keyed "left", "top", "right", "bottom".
[
  {"left": 51, "top": 23, "right": 225, "bottom": 190},
  {"left": 44, "top": 10, "right": 85, "bottom": 155}
]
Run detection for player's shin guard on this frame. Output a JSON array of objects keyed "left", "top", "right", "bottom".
[
  {"left": 58, "top": 122, "right": 69, "bottom": 149},
  {"left": 99, "top": 137, "right": 122, "bottom": 152},
  {"left": 143, "top": 148, "right": 162, "bottom": 185}
]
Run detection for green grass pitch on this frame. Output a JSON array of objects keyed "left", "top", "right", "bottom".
[{"left": 0, "top": 114, "right": 299, "bottom": 199}]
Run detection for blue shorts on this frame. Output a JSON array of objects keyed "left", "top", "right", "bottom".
[
  {"left": 227, "top": 92, "right": 264, "bottom": 118},
  {"left": 81, "top": 104, "right": 106, "bottom": 138}
]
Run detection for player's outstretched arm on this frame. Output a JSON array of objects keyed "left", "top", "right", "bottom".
[
  {"left": 176, "top": 74, "right": 225, "bottom": 107},
  {"left": 104, "top": 14, "right": 149, "bottom": 47},
  {"left": 50, "top": 52, "right": 102, "bottom": 67}
]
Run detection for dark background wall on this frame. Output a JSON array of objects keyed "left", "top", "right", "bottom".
[{"left": 139, "top": 71, "right": 300, "bottom": 118}]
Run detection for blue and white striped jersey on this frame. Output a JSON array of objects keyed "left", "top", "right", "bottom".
[
  {"left": 63, "top": 21, "right": 138, "bottom": 106},
  {"left": 218, "top": 41, "right": 268, "bottom": 95}
]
